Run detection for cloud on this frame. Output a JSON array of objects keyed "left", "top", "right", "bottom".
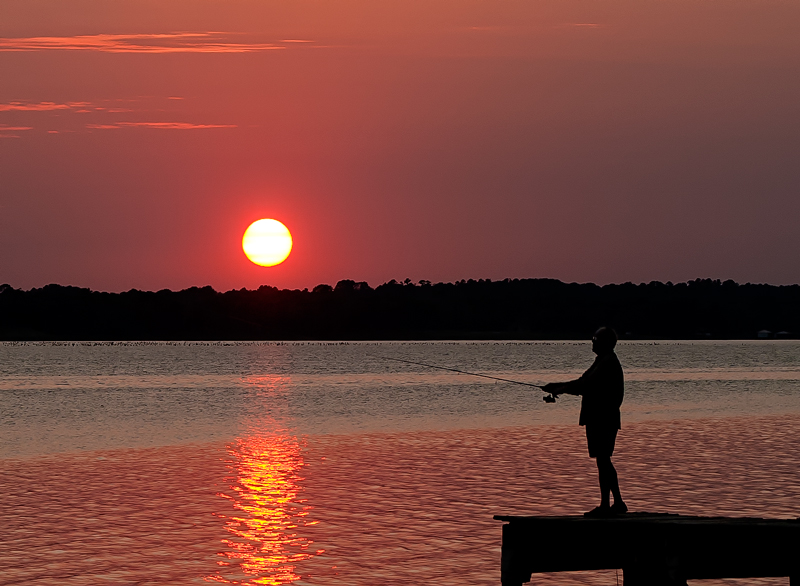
[
  {"left": 0, "top": 101, "right": 73, "bottom": 112},
  {"left": 0, "top": 99, "right": 233, "bottom": 132},
  {"left": 558, "top": 23, "right": 603, "bottom": 28},
  {"left": 0, "top": 32, "right": 288, "bottom": 53},
  {"left": 0, "top": 101, "right": 134, "bottom": 112},
  {"left": 0, "top": 124, "right": 33, "bottom": 138},
  {"left": 87, "top": 122, "right": 237, "bottom": 129}
]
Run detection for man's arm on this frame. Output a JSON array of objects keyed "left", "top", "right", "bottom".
[
  {"left": 542, "top": 379, "right": 583, "bottom": 396},
  {"left": 543, "top": 354, "right": 612, "bottom": 397}
]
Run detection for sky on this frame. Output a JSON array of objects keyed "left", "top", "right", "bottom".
[{"left": 1, "top": 0, "right": 799, "bottom": 292}]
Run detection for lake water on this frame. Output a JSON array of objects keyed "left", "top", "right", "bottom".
[{"left": 1, "top": 341, "right": 799, "bottom": 585}]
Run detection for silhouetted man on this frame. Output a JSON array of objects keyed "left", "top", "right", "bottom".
[{"left": 543, "top": 327, "right": 627, "bottom": 516}]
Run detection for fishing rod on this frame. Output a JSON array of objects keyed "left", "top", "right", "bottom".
[{"left": 372, "top": 354, "right": 558, "bottom": 401}]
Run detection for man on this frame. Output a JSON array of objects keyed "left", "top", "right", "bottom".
[{"left": 543, "top": 327, "right": 627, "bottom": 516}]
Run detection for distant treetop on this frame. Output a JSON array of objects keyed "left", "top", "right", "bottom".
[{"left": 1, "top": 278, "right": 798, "bottom": 341}]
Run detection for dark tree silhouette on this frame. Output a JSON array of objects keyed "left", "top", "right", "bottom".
[{"left": 1, "top": 278, "right": 798, "bottom": 341}]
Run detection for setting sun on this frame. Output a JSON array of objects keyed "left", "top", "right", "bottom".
[{"left": 242, "top": 219, "right": 293, "bottom": 267}]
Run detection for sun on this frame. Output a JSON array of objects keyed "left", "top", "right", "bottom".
[{"left": 242, "top": 219, "right": 293, "bottom": 267}]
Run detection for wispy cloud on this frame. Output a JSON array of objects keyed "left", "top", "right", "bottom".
[
  {"left": 0, "top": 99, "right": 236, "bottom": 132},
  {"left": 0, "top": 101, "right": 73, "bottom": 112},
  {"left": 0, "top": 32, "right": 288, "bottom": 53},
  {"left": 468, "top": 26, "right": 509, "bottom": 32},
  {"left": 87, "top": 122, "right": 236, "bottom": 130},
  {"left": 558, "top": 23, "right": 604, "bottom": 28},
  {"left": 0, "top": 101, "right": 134, "bottom": 112},
  {"left": 0, "top": 124, "right": 33, "bottom": 138}
]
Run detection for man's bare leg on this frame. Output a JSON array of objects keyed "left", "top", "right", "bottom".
[
  {"left": 597, "top": 456, "right": 627, "bottom": 512},
  {"left": 596, "top": 457, "right": 612, "bottom": 508}
]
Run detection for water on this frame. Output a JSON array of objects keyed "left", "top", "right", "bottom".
[{"left": 1, "top": 341, "right": 799, "bottom": 585}]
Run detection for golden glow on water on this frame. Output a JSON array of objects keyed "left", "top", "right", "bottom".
[{"left": 212, "top": 432, "right": 322, "bottom": 585}]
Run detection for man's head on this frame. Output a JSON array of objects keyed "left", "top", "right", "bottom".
[{"left": 592, "top": 327, "right": 617, "bottom": 355}]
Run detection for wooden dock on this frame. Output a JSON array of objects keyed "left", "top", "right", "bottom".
[{"left": 494, "top": 513, "right": 800, "bottom": 585}]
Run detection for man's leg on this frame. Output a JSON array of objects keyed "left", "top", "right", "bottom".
[
  {"left": 596, "top": 456, "right": 612, "bottom": 508},
  {"left": 584, "top": 457, "right": 612, "bottom": 515},
  {"left": 599, "top": 456, "right": 627, "bottom": 512},
  {"left": 607, "top": 458, "right": 622, "bottom": 503}
]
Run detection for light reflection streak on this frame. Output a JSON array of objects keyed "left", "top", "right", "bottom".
[{"left": 211, "top": 375, "right": 322, "bottom": 585}]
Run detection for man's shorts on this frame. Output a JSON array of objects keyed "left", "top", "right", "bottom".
[{"left": 585, "top": 425, "right": 618, "bottom": 458}]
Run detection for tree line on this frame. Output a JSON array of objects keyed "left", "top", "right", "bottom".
[{"left": 1, "top": 278, "right": 798, "bottom": 341}]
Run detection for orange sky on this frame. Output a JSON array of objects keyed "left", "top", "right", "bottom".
[{"left": 1, "top": 0, "right": 799, "bottom": 291}]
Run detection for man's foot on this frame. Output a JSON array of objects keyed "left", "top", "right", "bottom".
[
  {"left": 610, "top": 501, "right": 628, "bottom": 514},
  {"left": 584, "top": 505, "right": 611, "bottom": 518}
]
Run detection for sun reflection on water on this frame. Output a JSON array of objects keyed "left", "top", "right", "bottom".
[{"left": 210, "top": 431, "right": 322, "bottom": 585}]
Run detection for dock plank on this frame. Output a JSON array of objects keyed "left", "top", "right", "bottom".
[{"left": 494, "top": 513, "right": 800, "bottom": 585}]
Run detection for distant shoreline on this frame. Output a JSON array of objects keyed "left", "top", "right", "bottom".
[
  {"left": 2, "top": 278, "right": 799, "bottom": 341},
  {"left": 2, "top": 339, "right": 798, "bottom": 345}
]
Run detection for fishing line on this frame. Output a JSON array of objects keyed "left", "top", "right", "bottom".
[{"left": 370, "top": 354, "right": 545, "bottom": 389}]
